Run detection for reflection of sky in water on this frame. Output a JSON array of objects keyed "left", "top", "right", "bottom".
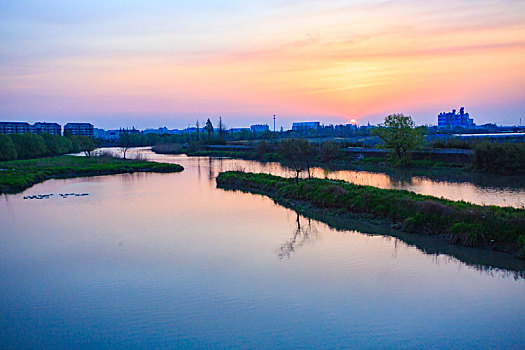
[
  {"left": 112, "top": 147, "right": 523, "bottom": 207},
  {"left": 1, "top": 150, "right": 524, "bottom": 348}
]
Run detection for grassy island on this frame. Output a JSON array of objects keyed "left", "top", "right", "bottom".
[
  {"left": 0, "top": 155, "right": 184, "bottom": 193},
  {"left": 216, "top": 171, "right": 525, "bottom": 258}
]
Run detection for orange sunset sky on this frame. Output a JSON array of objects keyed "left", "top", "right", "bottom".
[{"left": 1, "top": 0, "right": 524, "bottom": 129}]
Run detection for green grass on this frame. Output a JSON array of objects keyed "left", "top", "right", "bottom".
[
  {"left": 216, "top": 171, "right": 525, "bottom": 258},
  {"left": 0, "top": 155, "right": 184, "bottom": 193}
]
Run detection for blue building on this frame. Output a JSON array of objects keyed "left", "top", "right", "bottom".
[
  {"left": 0, "top": 122, "right": 34, "bottom": 135},
  {"left": 229, "top": 127, "right": 250, "bottom": 134},
  {"left": 438, "top": 107, "right": 475, "bottom": 129},
  {"left": 292, "top": 122, "right": 320, "bottom": 132},
  {"left": 64, "top": 123, "right": 94, "bottom": 137},
  {"left": 250, "top": 124, "right": 269, "bottom": 133},
  {"left": 33, "top": 122, "right": 61, "bottom": 135},
  {"left": 0, "top": 121, "right": 63, "bottom": 135}
]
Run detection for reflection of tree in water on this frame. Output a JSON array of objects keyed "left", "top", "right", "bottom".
[
  {"left": 208, "top": 157, "right": 225, "bottom": 182},
  {"left": 387, "top": 235, "right": 525, "bottom": 280},
  {"left": 386, "top": 170, "right": 415, "bottom": 187},
  {"left": 197, "top": 157, "right": 201, "bottom": 181},
  {"left": 275, "top": 206, "right": 525, "bottom": 279},
  {"left": 208, "top": 157, "right": 214, "bottom": 181},
  {"left": 278, "top": 213, "right": 320, "bottom": 259}
]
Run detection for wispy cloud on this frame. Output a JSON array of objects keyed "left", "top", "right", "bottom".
[{"left": 0, "top": 0, "right": 524, "bottom": 127}]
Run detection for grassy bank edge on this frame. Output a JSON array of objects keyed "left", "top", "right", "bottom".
[
  {"left": 0, "top": 155, "right": 184, "bottom": 194},
  {"left": 216, "top": 171, "right": 525, "bottom": 259},
  {"left": 153, "top": 147, "right": 477, "bottom": 173}
]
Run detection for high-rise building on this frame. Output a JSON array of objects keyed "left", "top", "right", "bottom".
[
  {"left": 0, "top": 122, "right": 34, "bottom": 135},
  {"left": 33, "top": 122, "right": 61, "bottom": 135},
  {"left": 438, "top": 107, "right": 475, "bottom": 129},
  {"left": 292, "top": 122, "right": 320, "bottom": 132},
  {"left": 250, "top": 124, "right": 270, "bottom": 132},
  {"left": 64, "top": 123, "right": 94, "bottom": 137}
]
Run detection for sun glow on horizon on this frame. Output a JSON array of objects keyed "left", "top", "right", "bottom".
[{"left": 0, "top": 1, "right": 524, "bottom": 128}]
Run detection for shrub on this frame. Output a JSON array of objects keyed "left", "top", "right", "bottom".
[
  {"left": 9, "top": 133, "right": 47, "bottom": 159},
  {"left": 320, "top": 141, "right": 342, "bottom": 162},
  {"left": 0, "top": 134, "right": 17, "bottom": 161},
  {"left": 473, "top": 142, "right": 525, "bottom": 175}
]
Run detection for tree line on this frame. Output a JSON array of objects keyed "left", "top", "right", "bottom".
[
  {"left": 0, "top": 133, "right": 96, "bottom": 161},
  {"left": 473, "top": 142, "right": 525, "bottom": 175}
]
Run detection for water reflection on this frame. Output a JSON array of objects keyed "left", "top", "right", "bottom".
[
  {"left": 279, "top": 204, "right": 525, "bottom": 280},
  {"left": 106, "top": 147, "right": 524, "bottom": 207},
  {"left": 278, "top": 214, "right": 320, "bottom": 259},
  {"left": 2, "top": 148, "right": 525, "bottom": 348},
  {"left": 313, "top": 167, "right": 525, "bottom": 207},
  {"left": 72, "top": 148, "right": 525, "bottom": 276}
]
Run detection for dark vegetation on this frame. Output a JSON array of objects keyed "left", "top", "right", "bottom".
[
  {"left": 429, "top": 138, "right": 475, "bottom": 149},
  {"left": 0, "top": 133, "right": 95, "bottom": 161},
  {"left": 0, "top": 155, "right": 183, "bottom": 193},
  {"left": 112, "top": 116, "right": 523, "bottom": 176},
  {"left": 167, "top": 137, "right": 523, "bottom": 176},
  {"left": 473, "top": 142, "right": 525, "bottom": 175},
  {"left": 216, "top": 171, "right": 525, "bottom": 258},
  {"left": 371, "top": 113, "right": 424, "bottom": 165}
]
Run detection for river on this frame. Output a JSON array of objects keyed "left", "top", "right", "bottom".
[{"left": 1, "top": 149, "right": 524, "bottom": 348}]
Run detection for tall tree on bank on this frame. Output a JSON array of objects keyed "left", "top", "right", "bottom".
[
  {"left": 218, "top": 116, "right": 224, "bottom": 139},
  {"left": 118, "top": 132, "right": 135, "bottom": 159},
  {"left": 0, "top": 134, "right": 17, "bottom": 161},
  {"left": 77, "top": 136, "right": 96, "bottom": 157},
  {"left": 279, "top": 138, "right": 315, "bottom": 183},
  {"left": 9, "top": 134, "right": 47, "bottom": 159},
  {"left": 372, "top": 113, "right": 424, "bottom": 165},
  {"left": 196, "top": 120, "right": 200, "bottom": 141},
  {"left": 204, "top": 119, "right": 214, "bottom": 140}
]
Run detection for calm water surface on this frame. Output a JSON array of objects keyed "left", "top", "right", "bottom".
[{"left": 1, "top": 150, "right": 524, "bottom": 348}]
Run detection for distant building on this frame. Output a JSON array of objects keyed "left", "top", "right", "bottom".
[
  {"left": 0, "top": 122, "right": 34, "bottom": 135},
  {"left": 93, "top": 128, "right": 106, "bottom": 139},
  {"left": 94, "top": 127, "right": 142, "bottom": 141},
  {"left": 438, "top": 107, "right": 475, "bottom": 129},
  {"left": 143, "top": 127, "right": 182, "bottom": 135},
  {"left": 229, "top": 128, "right": 250, "bottom": 133},
  {"left": 144, "top": 127, "right": 169, "bottom": 135},
  {"left": 250, "top": 124, "right": 269, "bottom": 133},
  {"left": 292, "top": 122, "right": 320, "bottom": 132},
  {"left": 182, "top": 127, "right": 198, "bottom": 134},
  {"left": 94, "top": 128, "right": 120, "bottom": 141},
  {"left": 104, "top": 130, "right": 121, "bottom": 141},
  {"left": 334, "top": 124, "right": 357, "bottom": 134},
  {"left": 33, "top": 122, "right": 61, "bottom": 135},
  {"left": 64, "top": 123, "right": 94, "bottom": 137}
]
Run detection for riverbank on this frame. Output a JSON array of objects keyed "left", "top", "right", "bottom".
[
  {"left": 156, "top": 147, "right": 503, "bottom": 187},
  {"left": 153, "top": 146, "right": 472, "bottom": 171},
  {"left": 216, "top": 171, "right": 525, "bottom": 258},
  {"left": 0, "top": 155, "right": 184, "bottom": 193},
  {"left": 153, "top": 140, "right": 525, "bottom": 176}
]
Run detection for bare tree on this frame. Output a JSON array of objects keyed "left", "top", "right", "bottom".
[
  {"left": 279, "top": 138, "right": 315, "bottom": 183},
  {"left": 78, "top": 136, "right": 95, "bottom": 157},
  {"left": 278, "top": 214, "right": 319, "bottom": 259},
  {"left": 118, "top": 132, "right": 134, "bottom": 159},
  {"left": 196, "top": 120, "right": 200, "bottom": 141},
  {"left": 218, "top": 116, "right": 224, "bottom": 139}
]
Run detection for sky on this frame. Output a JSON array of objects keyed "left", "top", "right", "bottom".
[{"left": 1, "top": 0, "right": 524, "bottom": 129}]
